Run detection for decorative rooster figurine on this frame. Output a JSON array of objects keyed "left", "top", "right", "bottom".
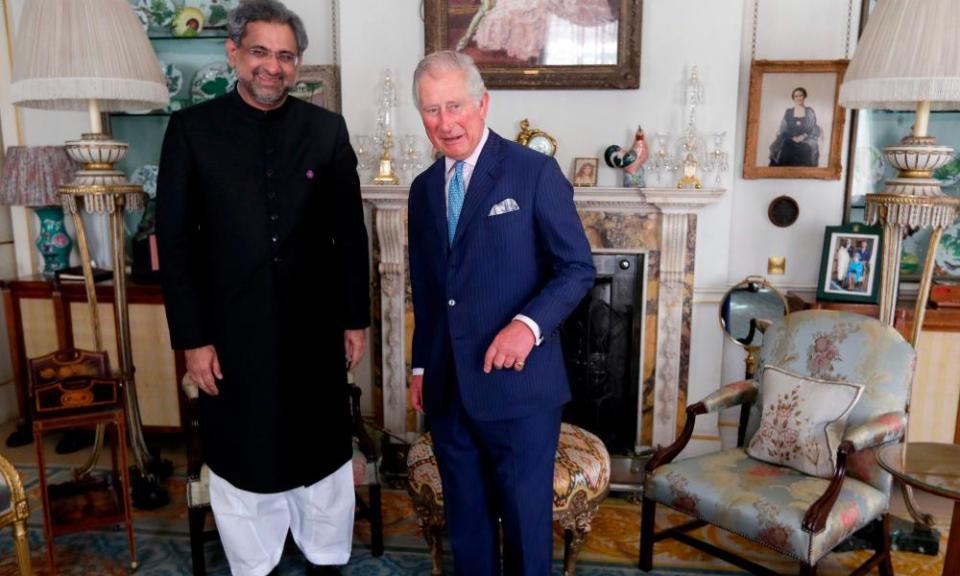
[{"left": 604, "top": 125, "right": 649, "bottom": 187}]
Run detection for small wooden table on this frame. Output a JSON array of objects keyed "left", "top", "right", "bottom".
[{"left": 877, "top": 442, "right": 960, "bottom": 575}]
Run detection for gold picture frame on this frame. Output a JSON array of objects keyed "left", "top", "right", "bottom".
[
  {"left": 743, "top": 60, "right": 848, "bottom": 180},
  {"left": 423, "top": 0, "right": 642, "bottom": 89},
  {"left": 291, "top": 65, "right": 340, "bottom": 113},
  {"left": 572, "top": 157, "right": 598, "bottom": 187}
]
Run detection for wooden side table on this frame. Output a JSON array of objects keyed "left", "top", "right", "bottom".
[
  {"left": 34, "top": 404, "right": 137, "bottom": 574},
  {"left": 877, "top": 442, "right": 960, "bottom": 575}
]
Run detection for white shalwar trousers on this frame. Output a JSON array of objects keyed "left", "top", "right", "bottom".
[{"left": 208, "top": 460, "right": 355, "bottom": 576}]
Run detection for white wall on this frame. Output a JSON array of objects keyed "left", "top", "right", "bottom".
[{"left": 0, "top": 0, "right": 861, "bottom": 437}]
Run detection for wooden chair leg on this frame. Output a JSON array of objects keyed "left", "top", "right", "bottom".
[
  {"left": 12, "top": 519, "right": 32, "bottom": 576},
  {"left": 422, "top": 523, "right": 444, "bottom": 575},
  {"left": 368, "top": 484, "right": 384, "bottom": 557},
  {"left": 875, "top": 514, "right": 894, "bottom": 576},
  {"left": 639, "top": 496, "right": 656, "bottom": 572},
  {"left": 562, "top": 527, "right": 590, "bottom": 576},
  {"left": 188, "top": 507, "right": 209, "bottom": 576}
]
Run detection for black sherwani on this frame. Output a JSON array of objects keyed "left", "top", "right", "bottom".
[{"left": 157, "top": 89, "right": 370, "bottom": 493}]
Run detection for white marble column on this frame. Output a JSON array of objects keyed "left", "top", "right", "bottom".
[
  {"left": 362, "top": 186, "right": 408, "bottom": 436},
  {"left": 645, "top": 189, "right": 725, "bottom": 447}
]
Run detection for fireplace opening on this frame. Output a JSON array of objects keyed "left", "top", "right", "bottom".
[{"left": 560, "top": 253, "right": 644, "bottom": 457}]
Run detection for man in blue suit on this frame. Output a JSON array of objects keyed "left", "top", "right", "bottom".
[{"left": 408, "top": 51, "right": 595, "bottom": 575}]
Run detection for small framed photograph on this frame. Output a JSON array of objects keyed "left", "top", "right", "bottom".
[
  {"left": 291, "top": 65, "right": 340, "bottom": 113},
  {"left": 816, "top": 223, "right": 883, "bottom": 304},
  {"left": 743, "top": 60, "right": 849, "bottom": 180},
  {"left": 572, "top": 157, "right": 598, "bottom": 187}
]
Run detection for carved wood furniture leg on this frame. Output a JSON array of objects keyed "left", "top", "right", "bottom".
[
  {"left": 368, "top": 484, "right": 384, "bottom": 557},
  {"left": 639, "top": 496, "right": 656, "bottom": 571},
  {"left": 188, "top": 507, "right": 208, "bottom": 576},
  {"left": 874, "top": 514, "right": 894, "bottom": 576},
  {"left": 422, "top": 523, "right": 444, "bottom": 575},
  {"left": 12, "top": 517, "right": 31, "bottom": 576},
  {"left": 945, "top": 502, "right": 960, "bottom": 576}
]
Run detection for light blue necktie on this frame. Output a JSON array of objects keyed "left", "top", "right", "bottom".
[{"left": 447, "top": 161, "right": 465, "bottom": 245}]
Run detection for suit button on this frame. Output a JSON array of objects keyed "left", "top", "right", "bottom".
[
  {"left": 269, "top": 213, "right": 279, "bottom": 222},
  {"left": 448, "top": 299, "right": 456, "bottom": 307},
  {"left": 271, "top": 235, "right": 279, "bottom": 243},
  {"left": 266, "top": 168, "right": 274, "bottom": 177},
  {"left": 273, "top": 256, "right": 282, "bottom": 264},
  {"left": 267, "top": 191, "right": 276, "bottom": 199}
]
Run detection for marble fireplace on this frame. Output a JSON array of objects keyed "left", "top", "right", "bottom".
[{"left": 361, "top": 185, "right": 725, "bottom": 450}]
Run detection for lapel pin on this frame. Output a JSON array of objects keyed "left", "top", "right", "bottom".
[{"left": 306, "top": 169, "right": 315, "bottom": 179}]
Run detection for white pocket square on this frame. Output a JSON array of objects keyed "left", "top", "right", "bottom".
[{"left": 488, "top": 198, "right": 520, "bottom": 216}]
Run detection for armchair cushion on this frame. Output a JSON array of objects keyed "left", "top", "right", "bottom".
[
  {"left": 645, "top": 448, "right": 887, "bottom": 564},
  {"left": 747, "top": 366, "right": 863, "bottom": 479}
]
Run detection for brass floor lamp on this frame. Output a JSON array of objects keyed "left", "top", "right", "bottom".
[
  {"left": 840, "top": 0, "right": 960, "bottom": 538},
  {"left": 10, "top": 0, "right": 171, "bottom": 507}
]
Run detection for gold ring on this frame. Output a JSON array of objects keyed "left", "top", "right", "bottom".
[{"left": 516, "top": 361, "right": 525, "bottom": 369}]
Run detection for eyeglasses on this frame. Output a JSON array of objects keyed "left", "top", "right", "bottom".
[{"left": 245, "top": 46, "right": 299, "bottom": 67}]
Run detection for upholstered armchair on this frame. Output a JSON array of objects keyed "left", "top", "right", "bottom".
[
  {"left": 641, "top": 310, "right": 915, "bottom": 576},
  {"left": 0, "top": 452, "right": 31, "bottom": 576},
  {"left": 181, "top": 374, "right": 383, "bottom": 575}
]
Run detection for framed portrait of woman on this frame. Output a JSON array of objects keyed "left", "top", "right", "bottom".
[
  {"left": 423, "top": 0, "right": 642, "bottom": 89},
  {"left": 743, "top": 60, "right": 849, "bottom": 180}
]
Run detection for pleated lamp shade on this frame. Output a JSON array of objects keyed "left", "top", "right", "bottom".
[
  {"left": 840, "top": 0, "right": 960, "bottom": 110},
  {"left": 10, "top": 0, "right": 168, "bottom": 112},
  {"left": 0, "top": 146, "right": 77, "bottom": 206}
]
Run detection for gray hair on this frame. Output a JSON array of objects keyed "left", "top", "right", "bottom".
[
  {"left": 413, "top": 51, "right": 486, "bottom": 109},
  {"left": 226, "top": 0, "right": 309, "bottom": 55}
]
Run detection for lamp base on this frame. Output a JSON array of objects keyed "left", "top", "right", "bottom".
[{"left": 32, "top": 205, "right": 73, "bottom": 276}]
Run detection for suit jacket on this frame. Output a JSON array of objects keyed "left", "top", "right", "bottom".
[
  {"left": 156, "top": 90, "right": 370, "bottom": 492},
  {"left": 408, "top": 131, "right": 594, "bottom": 421}
]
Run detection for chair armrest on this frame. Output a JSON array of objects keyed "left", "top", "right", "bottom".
[
  {"left": 800, "top": 412, "right": 907, "bottom": 534},
  {"left": 842, "top": 411, "right": 907, "bottom": 452},
  {"left": 181, "top": 373, "right": 199, "bottom": 401},
  {"left": 0, "top": 454, "right": 28, "bottom": 520},
  {"left": 645, "top": 403, "right": 707, "bottom": 472},
  {"left": 700, "top": 380, "right": 757, "bottom": 414},
  {"left": 802, "top": 441, "right": 854, "bottom": 534}
]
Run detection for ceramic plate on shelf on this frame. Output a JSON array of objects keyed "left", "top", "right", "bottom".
[
  {"left": 159, "top": 61, "right": 183, "bottom": 98},
  {"left": 130, "top": 165, "right": 160, "bottom": 199},
  {"left": 189, "top": 0, "right": 238, "bottom": 28},
  {"left": 134, "top": 0, "right": 177, "bottom": 31},
  {"left": 190, "top": 63, "right": 237, "bottom": 104}
]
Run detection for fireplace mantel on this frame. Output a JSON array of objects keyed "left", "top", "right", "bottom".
[{"left": 362, "top": 185, "right": 726, "bottom": 447}]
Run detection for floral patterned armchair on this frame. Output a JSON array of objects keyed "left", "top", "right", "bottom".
[{"left": 640, "top": 310, "right": 916, "bottom": 576}]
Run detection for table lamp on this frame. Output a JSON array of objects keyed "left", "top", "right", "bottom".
[
  {"left": 10, "top": 0, "right": 170, "bottom": 508},
  {"left": 0, "top": 146, "right": 77, "bottom": 275},
  {"left": 839, "top": 0, "right": 960, "bottom": 539}
]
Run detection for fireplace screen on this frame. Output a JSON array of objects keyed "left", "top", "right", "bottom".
[{"left": 561, "top": 253, "right": 644, "bottom": 455}]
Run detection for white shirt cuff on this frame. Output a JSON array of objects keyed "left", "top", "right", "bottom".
[
  {"left": 514, "top": 314, "right": 543, "bottom": 345},
  {"left": 412, "top": 368, "right": 424, "bottom": 376}
]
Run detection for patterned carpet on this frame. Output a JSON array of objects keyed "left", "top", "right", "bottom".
[{"left": 0, "top": 465, "right": 948, "bottom": 575}]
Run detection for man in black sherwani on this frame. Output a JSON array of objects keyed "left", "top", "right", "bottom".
[{"left": 156, "top": 1, "right": 369, "bottom": 574}]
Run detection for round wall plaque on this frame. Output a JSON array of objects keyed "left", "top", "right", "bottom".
[{"left": 768, "top": 195, "right": 800, "bottom": 228}]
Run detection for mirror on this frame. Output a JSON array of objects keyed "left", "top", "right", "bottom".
[{"left": 719, "top": 276, "right": 788, "bottom": 349}]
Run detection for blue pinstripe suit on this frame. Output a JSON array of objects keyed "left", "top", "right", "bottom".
[{"left": 408, "top": 130, "right": 594, "bottom": 574}]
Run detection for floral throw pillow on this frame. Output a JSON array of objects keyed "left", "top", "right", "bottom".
[{"left": 747, "top": 366, "right": 864, "bottom": 479}]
